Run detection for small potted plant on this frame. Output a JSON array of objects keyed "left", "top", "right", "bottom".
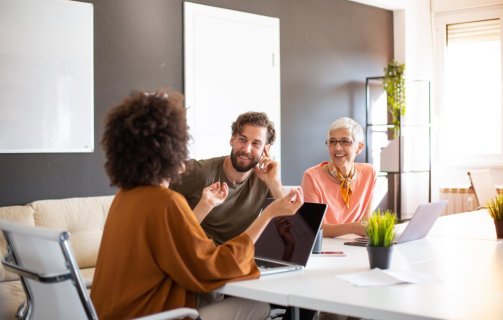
[
  {"left": 365, "top": 209, "right": 397, "bottom": 269},
  {"left": 486, "top": 195, "right": 503, "bottom": 239}
]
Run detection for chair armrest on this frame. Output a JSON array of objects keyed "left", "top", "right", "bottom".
[{"left": 133, "top": 308, "right": 200, "bottom": 320}]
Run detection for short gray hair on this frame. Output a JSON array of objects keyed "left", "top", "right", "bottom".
[{"left": 327, "top": 117, "right": 364, "bottom": 144}]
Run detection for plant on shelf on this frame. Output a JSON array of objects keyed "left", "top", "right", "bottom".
[
  {"left": 486, "top": 194, "right": 503, "bottom": 239},
  {"left": 366, "top": 209, "right": 397, "bottom": 247},
  {"left": 383, "top": 60, "right": 406, "bottom": 139},
  {"left": 365, "top": 209, "right": 397, "bottom": 269}
]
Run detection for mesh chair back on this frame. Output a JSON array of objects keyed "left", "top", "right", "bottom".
[
  {"left": 468, "top": 169, "right": 499, "bottom": 208},
  {"left": 0, "top": 219, "right": 97, "bottom": 320}
]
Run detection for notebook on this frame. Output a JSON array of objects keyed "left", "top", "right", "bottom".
[
  {"left": 254, "top": 201, "right": 327, "bottom": 275},
  {"left": 344, "top": 200, "right": 448, "bottom": 247}
]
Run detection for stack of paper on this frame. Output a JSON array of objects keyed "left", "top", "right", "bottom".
[{"left": 336, "top": 268, "right": 440, "bottom": 287}]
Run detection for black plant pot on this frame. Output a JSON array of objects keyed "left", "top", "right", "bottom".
[
  {"left": 495, "top": 220, "right": 503, "bottom": 239},
  {"left": 367, "top": 245, "right": 393, "bottom": 269}
]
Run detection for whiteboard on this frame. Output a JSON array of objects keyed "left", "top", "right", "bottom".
[
  {"left": 0, "top": 0, "right": 93, "bottom": 153},
  {"left": 184, "top": 3, "right": 281, "bottom": 162}
]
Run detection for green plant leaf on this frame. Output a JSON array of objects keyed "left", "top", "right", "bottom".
[
  {"left": 365, "top": 208, "right": 397, "bottom": 248},
  {"left": 487, "top": 194, "right": 503, "bottom": 221},
  {"left": 383, "top": 60, "right": 406, "bottom": 139}
]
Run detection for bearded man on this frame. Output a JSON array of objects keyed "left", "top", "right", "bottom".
[{"left": 171, "top": 112, "right": 284, "bottom": 243}]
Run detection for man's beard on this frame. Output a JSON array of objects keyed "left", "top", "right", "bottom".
[{"left": 230, "top": 150, "right": 260, "bottom": 172}]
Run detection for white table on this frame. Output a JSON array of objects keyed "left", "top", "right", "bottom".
[
  {"left": 216, "top": 210, "right": 503, "bottom": 320},
  {"left": 429, "top": 209, "right": 498, "bottom": 240}
]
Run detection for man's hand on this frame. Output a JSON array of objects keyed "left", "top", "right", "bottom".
[
  {"left": 254, "top": 149, "right": 283, "bottom": 198},
  {"left": 193, "top": 181, "right": 229, "bottom": 223}
]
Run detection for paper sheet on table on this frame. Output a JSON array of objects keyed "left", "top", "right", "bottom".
[{"left": 336, "top": 268, "right": 440, "bottom": 287}]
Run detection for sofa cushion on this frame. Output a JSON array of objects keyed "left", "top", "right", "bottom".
[
  {"left": 0, "top": 279, "right": 26, "bottom": 319},
  {"left": 0, "top": 206, "right": 36, "bottom": 282},
  {"left": 80, "top": 267, "right": 95, "bottom": 288},
  {"left": 30, "top": 196, "right": 114, "bottom": 269}
]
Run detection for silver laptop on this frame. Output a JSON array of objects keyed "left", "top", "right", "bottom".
[
  {"left": 394, "top": 200, "right": 448, "bottom": 244},
  {"left": 345, "top": 200, "right": 448, "bottom": 246},
  {"left": 254, "top": 201, "right": 327, "bottom": 275}
]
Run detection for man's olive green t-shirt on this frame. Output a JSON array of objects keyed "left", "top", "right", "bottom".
[{"left": 171, "top": 156, "right": 270, "bottom": 243}]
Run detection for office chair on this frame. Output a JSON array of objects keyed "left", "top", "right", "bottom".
[
  {"left": 467, "top": 169, "right": 498, "bottom": 209},
  {"left": 0, "top": 219, "right": 200, "bottom": 320}
]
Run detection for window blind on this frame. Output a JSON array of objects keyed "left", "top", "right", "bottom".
[{"left": 447, "top": 19, "right": 500, "bottom": 44}]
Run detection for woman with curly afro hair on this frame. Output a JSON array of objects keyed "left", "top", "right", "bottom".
[{"left": 91, "top": 89, "right": 303, "bottom": 320}]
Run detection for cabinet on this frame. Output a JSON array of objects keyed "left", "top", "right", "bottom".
[{"left": 365, "top": 77, "right": 431, "bottom": 220}]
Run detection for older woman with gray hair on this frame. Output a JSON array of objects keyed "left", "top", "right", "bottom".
[{"left": 301, "top": 117, "right": 377, "bottom": 238}]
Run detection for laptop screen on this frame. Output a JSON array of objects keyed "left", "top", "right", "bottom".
[
  {"left": 396, "top": 200, "right": 448, "bottom": 243},
  {"left": 254, "top": 201, "right": 327, "bottom": 266}
]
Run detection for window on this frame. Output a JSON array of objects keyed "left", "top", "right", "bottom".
[{"left": 435, "top": 6, "right": 503, "bottom": 166}]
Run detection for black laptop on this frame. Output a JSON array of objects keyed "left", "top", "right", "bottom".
[{"left": 254, "top": 201, "right": 327, "bottom": 275}]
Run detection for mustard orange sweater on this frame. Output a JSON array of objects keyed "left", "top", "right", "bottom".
[{"left": 91, "top": 186, "right": 259, "bottom": 319}]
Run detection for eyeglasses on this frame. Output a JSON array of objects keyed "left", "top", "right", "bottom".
[{"left": 325, "top": 138, "right": 353, "bottom": 147}]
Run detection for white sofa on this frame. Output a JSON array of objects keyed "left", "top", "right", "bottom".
[{"left": 0, "top": 195, "right": 114, "bottom": 319}]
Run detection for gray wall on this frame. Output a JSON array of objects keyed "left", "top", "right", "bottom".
[{"left": 0, "top": 0, "right": 392, "bottom": 206}]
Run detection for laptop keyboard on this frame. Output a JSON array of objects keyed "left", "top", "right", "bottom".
[{"left": 255, "top": 259, "right": 287, "bottom": 269}]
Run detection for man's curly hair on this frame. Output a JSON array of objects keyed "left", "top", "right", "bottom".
[
  {"left": 231, "top": 112, "right": 276, "bottom": 145},
  {"left": 102, "top": 90, "right": 189, "bottom": 189}
]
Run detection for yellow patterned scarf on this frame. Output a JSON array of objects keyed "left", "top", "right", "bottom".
[{"left": 328, "top": 163, "right": 355, "bottom": 208}]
